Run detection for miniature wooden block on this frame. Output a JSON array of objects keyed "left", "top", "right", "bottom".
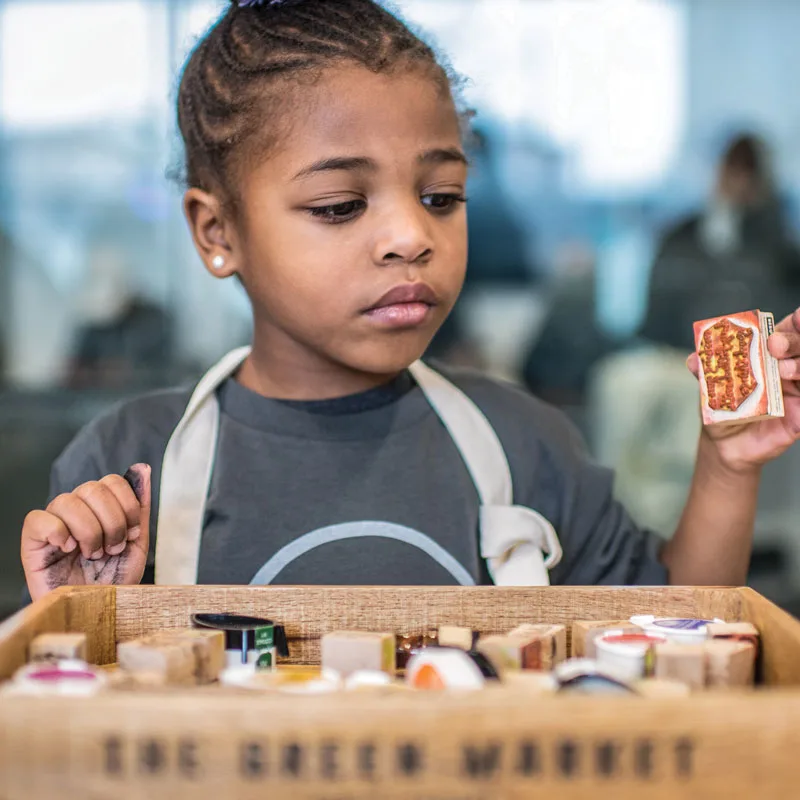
[
  {"left": 117, "top": 635, "right": 197, "bottom": 686},
  {"left": 507, "top": 630, "right": 547, "bottom": 670},
  {"left": 705, "top": 640, "right": 756, "bottom": 688},
  {"left": 476, "top": 635, "right": 524, "bottom": 673},
  {"left": 509, "top": 624, "right": 567, "bottom": 669},
  {"left": 154, "top": 629, "right": 226, "bottom": 684},
  {"left": 654, "top": 643, "right": 706, "bottom": 689},
  {"left": 477, "top": 631, "right": 558, "bottom": 672},
  {"left": 437, "top": 626, "right": 474, "bottom": 651},
  {"left": 321, "top": 631, "right": 396, "bottom": 678},
  {"left": 706, "top": 622, "right": 760, "bottom": 650},
  {"left": 570, "top": 620, "right": 641, "bottom": 658},
  {"left": 28, "top": 633, "right": 87, "bottom": 663}
]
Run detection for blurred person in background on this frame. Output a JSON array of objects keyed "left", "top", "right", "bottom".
[
  {"left": 66, "top": 244, "right": 173, "bottom": 389},
  {"left": 522, "top": 242, "right": 618, "bottom": 409},
  {"left": 427, "top": 121, "right": 533, "bottom": 370},
  {"left": 642, "top": 132, "right": 800, "bottom": 350},
  {"left": 462, "top": 123, "right": 532, "bottom": 286}
]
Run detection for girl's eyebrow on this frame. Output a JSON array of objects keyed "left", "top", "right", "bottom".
[
  {"left": 292, "top": 148, "right": 468, "bottom": 181},
  {"left": 418, "top": 147, "right": 469, "bottom": 167},
  {"left": 293, "top": 156, "right": 376, "bottom": 181}
]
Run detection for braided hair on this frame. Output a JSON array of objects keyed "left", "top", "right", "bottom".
[{"left": 177, "top": 0, "right": 460, "bottom": 205}]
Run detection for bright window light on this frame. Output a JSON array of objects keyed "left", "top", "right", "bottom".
[
  {"left": 0, "top": 1, "right": 153, "bottom": 129},
  {"left": 401, "top": 0, "right": 686, "bottom": 194},
  {"left": 176, "top": 1, "right": 224, "bottom": 65}
]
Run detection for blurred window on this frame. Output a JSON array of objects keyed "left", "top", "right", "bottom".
[
  {"left": 402, "top": 0, "right": 686, "bottom": 195},
  {"left": 0, "top": 1, "right": 160, "bottom": 129}
]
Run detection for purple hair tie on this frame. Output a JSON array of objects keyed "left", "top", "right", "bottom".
[{"left": 238, "top": 0, "right": 293, "bottom": 7}]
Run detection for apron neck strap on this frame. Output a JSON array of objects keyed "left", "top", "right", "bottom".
[{"left": 154, "top": 347, "right": 250, "bottom": 585}]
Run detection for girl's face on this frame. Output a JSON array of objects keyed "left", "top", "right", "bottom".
[{"left": 186, "top": 65, "right": 468, "bottom": 387}]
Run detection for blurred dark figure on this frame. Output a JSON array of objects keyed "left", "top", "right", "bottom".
[
  {"left": 463, "top": 125, "right": 532, "bottom": 285},
  {"left": 67, "top": 245, "right": 173, "bottom": 389},
  {"left": 522, "top": 245, "right": 618, "bottom": 407},
  {"left": 642, "top": 133, "right": 800, "bottom": 350},
  {"left": 427, "top": 123, "right": 533, "bottom": 366}
]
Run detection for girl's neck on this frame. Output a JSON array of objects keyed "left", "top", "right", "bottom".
[{"left": 236, "top": 336, "right": 402, "bottom": 402}]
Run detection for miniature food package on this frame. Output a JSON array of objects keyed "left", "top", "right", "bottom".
[
  {"left": 5, "top": 660, "right": 106, "bottom": 697},
  {"left": 508, "top": 624, "right": 566, "bottom": 670},
  {"left": 406, "top": 648, "right": 489, "bottom": 691},
  {"left": 595, "top": 632, "right": 667, "bottom": 682},
  {"left": 693, "top": 310, "right": 784, "bottom": 426},
  {"left": 706, "top": 622, "right": 760, "bottom": 653},
  {"left": 28, "top": 633, "right": 88, "bottom": 664},
  {"left": 632, "top": 616, "right": 718, "bottom": 645},
  {"left": 571, "top": 620, "right": 642, "bottom": 659}
]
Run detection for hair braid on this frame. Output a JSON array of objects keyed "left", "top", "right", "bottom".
[{"left": 176, "top": 0, "right": 459, "bottom": 201}]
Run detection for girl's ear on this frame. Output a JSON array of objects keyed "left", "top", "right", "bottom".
[{"left": 183, "top": 188, "right": 241, "bottom": 279}]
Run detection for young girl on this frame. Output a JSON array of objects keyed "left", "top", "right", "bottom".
[{"left": 21, "top": 0, "right": 800, "bottom": 600}]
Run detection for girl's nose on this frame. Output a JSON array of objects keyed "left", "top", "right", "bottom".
[{"left": 372, "top": 203, "right": 435, "bottom": 266}]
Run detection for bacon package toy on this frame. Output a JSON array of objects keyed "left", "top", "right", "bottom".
[{"left": 693, "top": 310, "right": 784, "bottom": 426}]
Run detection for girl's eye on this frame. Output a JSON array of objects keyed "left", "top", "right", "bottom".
[
  {"left": 422, "top": 193, "right": 468, "bottom": 213},
  {"left": 307, "top": 200, "right": 366, "bottom": 224}
]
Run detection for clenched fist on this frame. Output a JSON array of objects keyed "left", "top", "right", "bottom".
[{"left": 21, "top": 464, "right": 151, "bottom": 601}]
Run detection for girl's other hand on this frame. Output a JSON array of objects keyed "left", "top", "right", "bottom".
[
  {"left": 687, "top": 308, "right": 800, "bottom": 472},
  {"left": 21, "top": 464, "right": 151, "bottom": 601}
]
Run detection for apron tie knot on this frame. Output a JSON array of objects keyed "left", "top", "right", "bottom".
[{"left": 480, "top": 505, "right": 563, "bottom": 586}]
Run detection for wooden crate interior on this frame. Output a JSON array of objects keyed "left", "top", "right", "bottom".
[
  {"left": 117, "top": 587, "right": 764, "bottom": 680},
  {"left": 112, "top": 585, "right": 747, "bottom": 668},
  {"left": 3, "top": 585, "right": 798, "bottom": 687}
]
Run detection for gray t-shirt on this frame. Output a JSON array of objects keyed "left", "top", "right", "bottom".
[{"left": 48, "top": 366, "right": 668, "bottom": 586}]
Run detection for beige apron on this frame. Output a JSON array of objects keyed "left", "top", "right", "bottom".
[{"left": 154, "top": 348, "right": 562, "bottom": 587}]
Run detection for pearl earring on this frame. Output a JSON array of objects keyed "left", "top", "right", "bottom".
[{"left": 212, "top": 255, "right": 226, "bottom": 270}]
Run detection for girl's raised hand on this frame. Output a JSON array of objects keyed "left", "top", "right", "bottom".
[
  {"left": 21, "top": 464, "right": 151, "bottom": 601},
  {"left": 687, "top": 309, "right": 800, "bottom": 471}
]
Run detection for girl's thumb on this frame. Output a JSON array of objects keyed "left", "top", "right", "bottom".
[
  {"left": 123, "top": 464, "right": 152, "bottom": 545},
  {"left": 123, "top": 463, "right": 152, "bottom": 513}
]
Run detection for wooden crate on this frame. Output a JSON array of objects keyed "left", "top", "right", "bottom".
[{"left": 0, "top": 585, "right": 799, "bottom": 799}]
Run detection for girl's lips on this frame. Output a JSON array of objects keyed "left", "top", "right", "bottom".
[
  {"left": 364, "top": 302, "right": 433, "bottom": 328},
  {"left": 363, "top": 281, "right": 438, "bottom": 329},
  {"left": 366, "top": 282, "right": 439, "bottom": 310}
]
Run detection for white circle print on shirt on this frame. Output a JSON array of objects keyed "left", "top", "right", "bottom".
[{"left": 248, "top": 521, "right": 476, "bottom": 586}]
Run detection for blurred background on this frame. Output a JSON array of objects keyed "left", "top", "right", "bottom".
[{"left": 2, "top": 0, "right": 800, "bottom": 617}]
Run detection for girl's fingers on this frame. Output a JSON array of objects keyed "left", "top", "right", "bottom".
[
  {"left": 22, "top": 510, "right": 78, "bottom": 554},
  {"left": 74, "top": 481, "right": 130, "bottom": 556},
  {"left": 779, "top": 358, "right": 800, "bottom": 382},
  {"left": 99, "top": 474, "right": 142, "bottom": 535},
  {"left": 768, "top": 332, "right": 800, "bottom": 359},
  {"left": 46, "top": 493, "right": 105, "bottom": 560}
]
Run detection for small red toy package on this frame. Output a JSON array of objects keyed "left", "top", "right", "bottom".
[{"left": 693, "top": 310, "right": 784, "bottom": 426}]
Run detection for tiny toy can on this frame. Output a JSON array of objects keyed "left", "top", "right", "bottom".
[{"left": 595, "top": 632, "right": 667, "bottom": 681}]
